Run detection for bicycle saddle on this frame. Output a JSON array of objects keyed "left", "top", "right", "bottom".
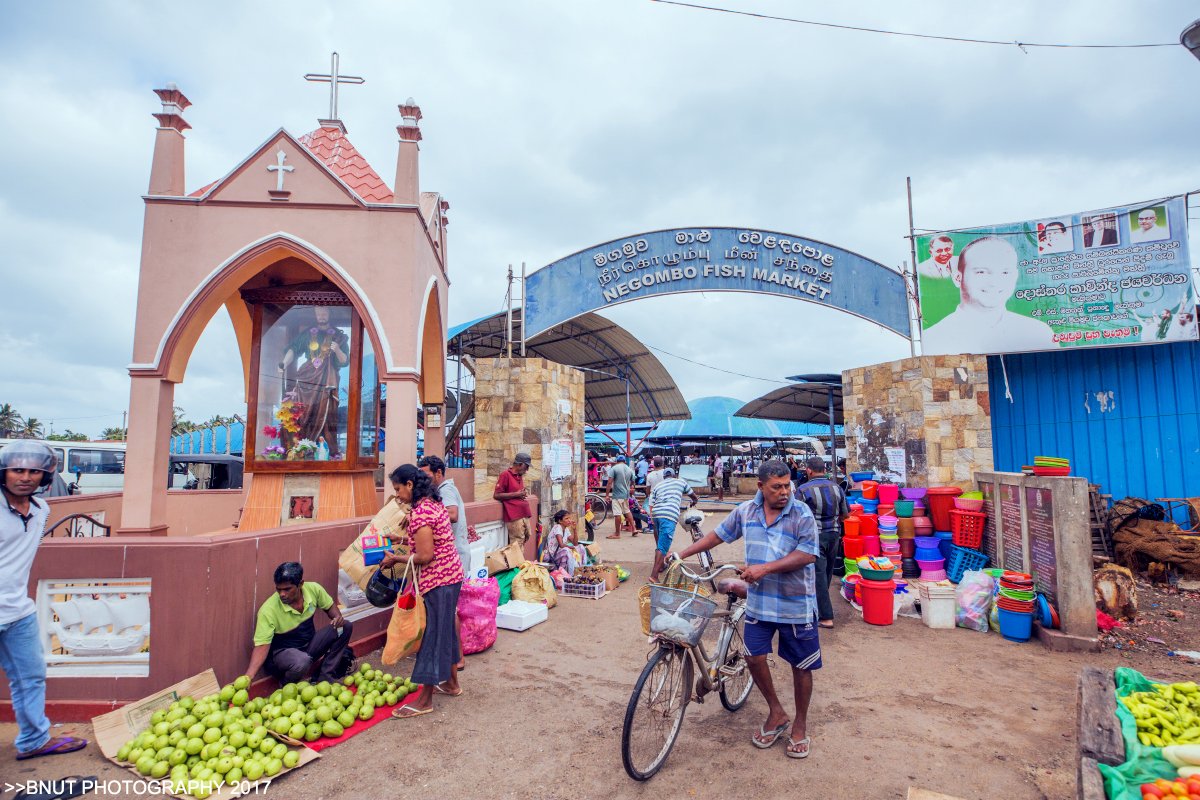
[{"left": 716, "top": 578, "right": 748, "bottom": 599}]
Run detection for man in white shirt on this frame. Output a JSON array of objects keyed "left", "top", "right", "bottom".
[
  {"left": 645, "top": 456, "right": 667, "bottom": 493},
  {"left": 635, "top": 455, "right": 649, "bottom": 488},
  {"left": 0, "top": 442, "right": 89, "bottom": 760},
  {"left": 917, "top": 235, "right": 957, "bottom": 279},
  {"left": 921, "top": 236, "right": 1054, "bottom": 356},
  {"left": 1130, "top": 208, "right": 1168, "bottom": 244}
]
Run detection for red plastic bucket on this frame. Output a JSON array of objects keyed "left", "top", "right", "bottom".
[
  {"left": 843, "top": 537, "right": 865, "bottom": 559},
  {"left": 926, "top": 486, "right": 964, "bottom": 531},
  {"left": 877, "top": 484, "right": 900, "bottom": 504},
  {"left": 860, "top": 534, "right": 880, "bottom": 556},
  {"left": 859, "top": 513, "right": 878, "bottom": 537},
  {"left": 859, "top": 577, "right": 895, "bottom": 625}
]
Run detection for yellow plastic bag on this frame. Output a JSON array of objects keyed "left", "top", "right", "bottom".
[{"left": 510, "top": 561, "right": 558, "bottom": 609}]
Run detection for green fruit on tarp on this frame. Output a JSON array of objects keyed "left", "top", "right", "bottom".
[
  {"left": 304, "top": 709, "right": 317, "bottom": 725},
  {"left": 219, "top": 685, "right": 235, "bottom": 703},
  {"left": 337, "top": 711, "right": 355, "bottom": 729},
  {"left": 231, "top": 755, "right": 245, "bottom": 769},
  {"left": 169, "top": 749, "right": 189, "bottom": 767},
  {"left": 117, "top": 744, "right": 133, "bottom": 761},
  {"left": 153, "top": 721, "right": 169, "bottom": 736},
  {"left": 259, "top": 737, "right": 275, "bottom": 754},
  {"left": 246, "top": 731, "right": 263, "bottom": 749},
  {"left": 197, "top": 767, "right": 214, "bottom": 782},
  {"left": 272, "top": 717, "right": 291, "bottom": 735},
  {"left": 244, "top": 761, "right": 265, "bottom": 781},
  {"left": 136, "top": 755, "right": 156, "bottom": 776},
  {"left": 184, "top": 738, "right": 204, "bottom": 755},
  {"left": 343, "top": 675, "right": 354, "bottom": 687},
  {"left": 202, "top": 728, "right": 221, "bottom": 744},
  {"left": 383, "top": 693, "right": 397, "bottom": 706},
  {"left": 219, "top": 745, "right": 237, "bottom": 759},
  {"left": 157, "top": 746, "right": 176, "bottom": 761},
  {"left": 265, "top": 757, "right": 282, "bottom": 777},
  {"left": 289, "top": 710, "right": 305, "bottom": 725},
  {"left": 202, "top": 713, "right": 223, "bottom": 729},
  {"left": 214, "top": 757, "right": 232, "bottom": 775},
  {"left": 300, "top": 686, "right": 318, "bottom": 704},
  {"left": 151, "top": 710, "right": 167, "bottom": 726},
  {"left": 237, "top": 747, "right": 253, "bottom": 759},
  {"left": 316, "top": 681, "right": 332, "bottom": 696},
  {"left": 281, "top": 683, "right": 298, "bottom": 700},
  {"left": 154, "top": 734, "right": 170, "bottom": 751},
  {"left": 315, "top": 706, "right": 333, "bottom": 723},
  {"left": 186, "top": 723, "right": 205, "bottom": 739},
  {"left": 269, "top": 690, "right": 283, "bottom": 705},
  {"left": 248, "top": 712, "right": 264, "bottom": 727},
  {"left": 360, "top": 663, "right": 372, "bottom": 674},
  {"left": 337, "top": 690, "right": 353, "bottom": 705},
  {"left": 330, "top": 701, "right": 344, "bottom": 716},
  {"left": 232, "top": 689, "right": 249, "bottom": 707},
  {"left": 305, "top": 723, "right": 322, "bottom": 742},
  {"left": 180, "top": 697, "right": 195, "bottom": 710},
  {"left": 280, "top": 698, "right": 298, "bottom": 716},
  {"left": 396, "top": 687, "right": 409, "bottom": 702},
  {"left": 226, "top": 766, "right": 243, "bottom": 785},
  {"left": 168, "top": 730, "right": 186, "bottom": 747},
  {"left": 283, "top": 750, "right": 300, "bottom": 769},
  {"left": 229, "top": 731, "right": 247, "bottom": 749},
  {"left": 151, "top": 760, "right": 171, "bottom": 779},
  {"left": 233, "top": 675, "right": 251, "bottom": 690},
  {"left": 167, "top": 707, "right": 187, "bottom": 723},
  {"left": 270, "top": 743, "right": 287, "bottom": 760},
  {"left": 191, "top": 784, "right": 211, "bottom": 799},
  {"left": 322, "top": 719, "right": 344, "bottom": 738},
  {"left": 358, "top": 705, "right": 373, "bottom": 721},
  {"left": 288, "top": 723, "right": 306, "bottom": 739}
]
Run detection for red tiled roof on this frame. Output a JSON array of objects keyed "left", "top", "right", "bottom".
[
  {"left": 189, "top": 180, "right": 217, "bottom": 198},
  {"left": 299, "top": 125, "right": 394, "bottom": 203}
]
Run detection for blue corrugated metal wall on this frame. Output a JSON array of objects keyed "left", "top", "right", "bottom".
[{"left": 988, "top": 340, "right": 1200, "bottom": 505}]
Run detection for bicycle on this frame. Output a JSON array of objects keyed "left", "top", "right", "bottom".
[
  {"left": 584, "top": 492, "right": 609, "bottom": 527},
  {"left": 621, "top": 559, "right": 753, "bottom": 781}
]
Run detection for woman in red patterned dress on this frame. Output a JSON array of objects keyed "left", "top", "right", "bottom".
[{"left": 380, "top": 464, "right": 465, "bottom": 718}]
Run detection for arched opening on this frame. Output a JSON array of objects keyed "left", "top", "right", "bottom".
[{"left": 416, "top": 280, "right": 445, "bottom": 406}]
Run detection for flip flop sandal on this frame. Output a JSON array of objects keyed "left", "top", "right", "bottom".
[
  {"left": 751, "top": 719, "right": 790, "bottom": 749},
  {"left": 605, "top": 534, "right": 621, "bottom": 539},
  {"left": 818, "top": 621, "right": 834, "bottom": 629},
  {"left": 16, "top": 736, "right": 88, "bottom": 760},
  {"left": 60, "top": 776, "right": 98, "bottom": 799},
  {"left": 391, "top": 704, "right": 433, "bottom": 719},
  {"left": 433, "top": 684, "right": 463, "bottom": 696},
  {"left": 786, "top": 737, "right": 811, "bottom": 759}
]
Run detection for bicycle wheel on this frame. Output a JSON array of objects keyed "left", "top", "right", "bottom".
[
  {"left": 718, "top": 615, "right": 753, "bottom": 712},
  {"left": 621, "top": 644, "right": 693, "bottom": 781},
  {"left": 586, "top": 494, "right": 609, "bottom": 526}
]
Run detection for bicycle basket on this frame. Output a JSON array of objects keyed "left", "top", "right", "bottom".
[{"left": 649, "top": 584, "right": 717, "bottom": 647}]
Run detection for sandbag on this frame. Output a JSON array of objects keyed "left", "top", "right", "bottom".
[
  {"left": 457, "top": 577, "right": 500, "bottom": 655},
  {"left": 339, "top": 498, "right": 412, "bottom": 591},
  {"left": 382, "top": 583, "right": 425, "bottom": 665},
  {"left": 511, "top": 561, "right": 558, "bottom": 608},
  {"left": 954, "top": 570, "right": 993, "bottom": 632}
]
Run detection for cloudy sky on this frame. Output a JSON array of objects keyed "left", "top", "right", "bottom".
[{"left": 3, "top": 1, "right": 1199, "bottom": 436}]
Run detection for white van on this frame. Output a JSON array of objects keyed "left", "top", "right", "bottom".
[{"left": 0, "top": 438, "right": 127, "bottom": 494}]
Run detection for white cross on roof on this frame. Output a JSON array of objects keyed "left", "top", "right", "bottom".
[{"left": 303, "top": 52, "right": 365, "bottom": 121}]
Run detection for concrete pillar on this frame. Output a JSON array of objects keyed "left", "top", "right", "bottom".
[
  {"left": 393, "top": 99, "right": 422, "bottom": 205},
  {"left": 148, "top": 84, "right": 190, "bottom": 197},
  {"left": 384, "top": 378, "right": 420, "bottom": 495},
  {"left": 118, "top": 377, "right": 175, "bottom": 535}
]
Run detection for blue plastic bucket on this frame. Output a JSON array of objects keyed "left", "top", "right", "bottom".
[
  {"left": 997, "top": 608, "right": 1033, "bottom": 642},
  {"left": 915, "top": 547, "right": 943, "bottom": 561}
]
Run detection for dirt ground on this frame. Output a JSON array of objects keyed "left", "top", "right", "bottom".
[{"left": 5, "top": 504, "right": 1200, "bottom": 800}]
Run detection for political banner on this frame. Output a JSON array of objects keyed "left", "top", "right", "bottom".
[{"left": 916, "top": 196, "right": 1195, "bottom": 355}]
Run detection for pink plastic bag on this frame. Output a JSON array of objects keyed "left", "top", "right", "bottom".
[
  {"left": 457, "top": 577, "right": 499, "bottom": 655},
  {"left": 548, "top": 569, "right": 570, "bottom": 592}
]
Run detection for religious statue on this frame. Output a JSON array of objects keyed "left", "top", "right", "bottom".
[{"left": 275, "top": 306, "right": 350, "bottom": 459}]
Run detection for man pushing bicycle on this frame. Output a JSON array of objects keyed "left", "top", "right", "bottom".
[{"left": 670, "top": 459, "right": 820, "bottom": 759}]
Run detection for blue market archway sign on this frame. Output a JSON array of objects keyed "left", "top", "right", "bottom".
[{"left": 523, "top": 227, "right": 910, "bottom": 340}]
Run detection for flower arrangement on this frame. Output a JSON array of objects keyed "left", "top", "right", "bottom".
[
  {"left": 262, "top": 424, "right": 280, "bottom": 439},
  {"left": 274, "top": 391, "right": 305, "bottom": 435},
  {"left": 261, "top": 444, "right": 285, "bottom": 460},
  {"left": 289, "top": 439, "right": 318, "bottom": 460}
]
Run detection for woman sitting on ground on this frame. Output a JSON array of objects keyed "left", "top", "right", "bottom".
[
  {"left": 545, "top": 509, "right": 588, "bottom": 576},
  {"left": 380, "top": 464, "right": 465, "bottom": 717}
]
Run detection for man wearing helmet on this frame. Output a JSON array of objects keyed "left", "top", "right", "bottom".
[{"left": 0, "top": 441, "right": 88, "bottom": 758}]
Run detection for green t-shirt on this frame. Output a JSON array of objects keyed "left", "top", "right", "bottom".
[{"left": 253, "top": 582, "right": 334, "bottom": 647}]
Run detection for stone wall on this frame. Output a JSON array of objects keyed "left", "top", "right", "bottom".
[
  {"left": 842, "top": 354, "right": 992, "bottom": 488},
  {"left": 473, "top": 357, "right": 586, "bottom": 534}
]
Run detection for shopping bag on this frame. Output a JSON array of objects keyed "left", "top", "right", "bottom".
[
  {"left": 382, "top": 590, "right": 425, "bottom": 665},
  {"left": 457, "top": 578, "right": 500, "bottom": 655},
  {"left": 511, "top": 561, "right": 558, "bottom": 609},
  {"left": 339, "top": 498, "right": 411, "bottom": 591},
  {"left": 496, "top": 568, "right": 518, "bottom": 605},
  {"left": 485, "top": 542, "right": 525, "bottom": 576}
]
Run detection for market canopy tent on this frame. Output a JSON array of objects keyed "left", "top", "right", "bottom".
[
  {"left": 447, "top": 309, "right": 689, "bottom": 426},
  {"left": 734, "top": 376, "right": 844, "bottom": 461},
  {"left": 649, "top": 396, "right": 839, "bottom": 441}
]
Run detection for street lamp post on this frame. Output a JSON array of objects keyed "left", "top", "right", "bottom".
[{"left": 1182, "top": 18, "right": 1200, "bottom": 60}]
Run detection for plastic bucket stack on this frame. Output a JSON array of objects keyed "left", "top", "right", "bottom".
[
  {"left": 861, "top": 534, "right": 881, "bottom": 556},
  {"left": 926, "top": 486, "right": 964, "bottom": 532},
  {"left": 996, "top": 572, "right": 1035, "bottom": 641},
  {"left": 878, "top": 484, "right": 900, "bottom": 505},
  {"left": 859, "top": 513, "right": 878, "bottom": 538}
]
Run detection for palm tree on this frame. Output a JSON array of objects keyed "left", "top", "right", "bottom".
[
  {"left": 100, "top": 426, "right": 127, "bottom": 441},
  {"left": 22, "top": 418, "right": 45, "bottom": 439},
  {"left": 0, "top": 404, "right": 19, "bottom": 437},
  {"left": 172, "top": 407, "right": 196, "bottom": 436}
]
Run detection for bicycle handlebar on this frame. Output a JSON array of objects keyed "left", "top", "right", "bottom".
[{"left": 669, "top": 560, "right": 741, "bottom": 582}]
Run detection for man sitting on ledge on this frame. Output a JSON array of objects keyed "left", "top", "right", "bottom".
[{"left": 244, "top": 562, "right": 352, "bottom": 684}]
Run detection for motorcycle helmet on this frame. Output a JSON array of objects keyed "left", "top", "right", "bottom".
[{"left": 0, "top": 441, "right": 57, "bottom": 488}]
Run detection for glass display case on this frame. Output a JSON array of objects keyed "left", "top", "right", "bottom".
[{"left": 242, "top": 284, "right": 380, "bottom": 472}]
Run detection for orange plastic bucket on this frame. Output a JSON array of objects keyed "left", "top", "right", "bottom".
[
  {"left": 843, "top": 515, "right": 860, "bottom": 537},
  {"left": 861, "top": 480, "right": 878, "bottom": 500}
]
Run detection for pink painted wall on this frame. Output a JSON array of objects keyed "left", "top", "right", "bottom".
[
  {"left": 44, "top": 492, "right": 125, "bottom": 535},
  {"left": 164, "top": 489, "right": 244, "bottom": 535}
]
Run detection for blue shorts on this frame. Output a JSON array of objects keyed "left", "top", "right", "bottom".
[
  {"left": 743, "top": 615, "right": 822, "bottom": 670},
  {"left": 654, "top": 517, "right": 677, "bottom": 555}
]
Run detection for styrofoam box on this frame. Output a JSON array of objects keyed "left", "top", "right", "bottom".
[
  {"left": 496, "top": 600, "right": 548, "bottom": 631},
  {"left": 468, "top": 543, "right": 487, "bottom": 580}
]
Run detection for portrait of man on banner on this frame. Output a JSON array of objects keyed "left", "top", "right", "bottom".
[
  {"left": 1083, "top": 213, "right": 1119, "bottom": 249},
  {"left": 1036, "top": 218, "right": 1073, "bottom": 255},
  {"left": 1129, "top": 205, "right": 1170, "bottom": 244},
  {"left": 921, "top": 236, "right": 1054, "bottom": 356}
]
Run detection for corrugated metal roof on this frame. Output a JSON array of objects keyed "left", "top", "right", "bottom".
[
  {"left": 650, "top": 396, "right": 842, "bottom": 440},
  {"left": 988, "top": 340, "right": 1200, "bottom": 505},
  {"left": 448, "top": 310, "right": 689, "bottom": 425},
  {"left": 734, "top": 383, "right": 843, "bottom": 426}
]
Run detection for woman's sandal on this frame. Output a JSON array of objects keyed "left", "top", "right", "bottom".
[
  {"left": 433, "top": 683, "right": 462, "bottom": 696},
  {"left": 16, "top": 737, "right": 87, "bottom": 760},
  {"left": 392, "top": 704, "right": 433, "bottom": 719},
  {"left": 786, "top": 737, "right": 810, "bottom": 759}
]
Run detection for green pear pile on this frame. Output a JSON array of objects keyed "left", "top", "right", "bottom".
[{"left": 113, "top": 666, "right": 415, "bottom": 798}]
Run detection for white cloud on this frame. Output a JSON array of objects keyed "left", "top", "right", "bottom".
[{"left": 2, "top": 0, "right": 1199, "bottom": 434}]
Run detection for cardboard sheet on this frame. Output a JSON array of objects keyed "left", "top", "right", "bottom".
[{"left": 92, "top": 669, "right": 319, "bottom": 799}]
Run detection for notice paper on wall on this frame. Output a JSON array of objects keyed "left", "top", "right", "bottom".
[
  {"left": 884, "top": 447, "right": 906, "bottom": 483},
  {"left": 550, "top": 439, "right": 573, "bottom": 479}
]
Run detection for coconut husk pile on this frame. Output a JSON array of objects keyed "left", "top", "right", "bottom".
[{"left": 1109, "top": 497, "right": 1200, "bottom": 575}]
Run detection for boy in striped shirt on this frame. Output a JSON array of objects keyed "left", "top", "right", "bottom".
[{"left": 647, "top": 468, "right": 698, "bottom": 582}]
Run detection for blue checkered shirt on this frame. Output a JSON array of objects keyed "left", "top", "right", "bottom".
[{"left": 714, "top": 491, "right": 819, "bottom": 624}]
